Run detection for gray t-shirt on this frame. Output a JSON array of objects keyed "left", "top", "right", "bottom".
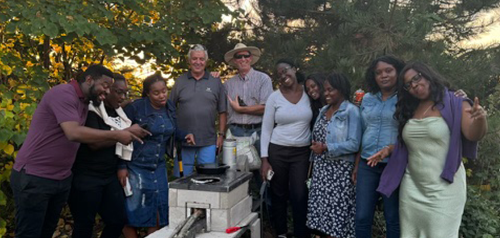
[{"left": 169, "top": 71, "right": 227, "bottom": 147}]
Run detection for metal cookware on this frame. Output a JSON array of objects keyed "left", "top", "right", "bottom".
[{"left": 195, "top": 163, "right": 229, "bottom": 175}]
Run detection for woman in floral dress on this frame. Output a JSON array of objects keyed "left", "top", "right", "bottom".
[{"left": 307, "top": 72, "right": 362, "bottom": 238}]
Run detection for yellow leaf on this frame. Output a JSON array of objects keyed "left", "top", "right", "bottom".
[
  {"left": 26, "top": 61, "right": 34, "bottom": 67},
  {"left": 53, "top": 45, "right": 62, "bottom": 53},
  {"left": 20, "top": 103, "right": 29, "bottom": 110},
  {"left": 9, "top": 79, "right": 17, "bottom": 87},
  {"left": 6, "top": 104, "right": 14, "bottom": 110},
  {"left": 480, "top": 184, "right": 491, "bottom": 191},
  {"left": 2, "top": 65, "right": 12, "bottom": 75},
  {"left": 4, "top": 144, "right": 14, "bottom": 155}
]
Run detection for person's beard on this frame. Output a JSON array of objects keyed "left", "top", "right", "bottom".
[{"left": 88, "top": 85, "right": 101, "bottom": 107}]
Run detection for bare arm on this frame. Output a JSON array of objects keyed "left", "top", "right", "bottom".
[
  {"left": 236, "top": 104, "right": 265, "bottom": 115},
  {"left": 86, "top": 124, "right": 151, "bottom": 150},
  {"left": 60, "top": 121, "right": 142, "bottom": 145},
  {"left": 219, "top": 112, "right": 227, "bottom": 134},
  {"left": 227, "top": 95, "right": 265, "bottom": 115},
  {"left": 217, "top": 112, "right": 227, "bottom": 153},
  {"left": 461, "top": 98, "right": 488, "bottom": 141}
]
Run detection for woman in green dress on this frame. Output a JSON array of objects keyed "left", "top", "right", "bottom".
[{"left": 378, "top": 62, "right": 488, "bottom": 238}]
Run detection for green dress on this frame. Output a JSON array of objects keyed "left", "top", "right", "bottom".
[{"left": 400, "top": 117, "right": 466, "bottom": 238}]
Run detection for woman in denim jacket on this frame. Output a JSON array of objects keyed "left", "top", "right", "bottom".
[
  {"left": 352, "top": 55, "right": 405, "bottom": 238},
  {"left": 118, "top": 74, "right": 194, "bottom": 238},
  {"left": 306, "top": 72, "right": 361, "bottom": 238}
]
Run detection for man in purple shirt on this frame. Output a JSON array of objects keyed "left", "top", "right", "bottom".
[{"left": 10, "top": 65, "right": 147, "bottom": 238}]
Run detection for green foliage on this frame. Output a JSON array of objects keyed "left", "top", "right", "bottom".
[
  {"left": 460, "top": 186, "right": 500, "bottom": 238},
  {"left": 0, "top": 0, "right": 232, "bottom": 236},
  {"left": 227, "top": 1, "right": 500, "bottom": 237},
  {"left": 241, "top": 0, "right": 500, "bottom": 90}
]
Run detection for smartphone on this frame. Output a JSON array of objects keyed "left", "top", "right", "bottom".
[
  {"left": 124, "top": 177, "right": 133, "bottom": 197},
  {"left": 139, "top": 123, "right": 149, "bottom": 130},
  {"left": 237, "top": 96, "right": 247, "bottom": 107},
  {"left": 267, "top": 170, "right": 274, "bottom": 181}
]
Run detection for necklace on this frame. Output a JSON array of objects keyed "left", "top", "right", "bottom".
[{"left": 421, "top": 104, "right": 434, "bottom": 118}]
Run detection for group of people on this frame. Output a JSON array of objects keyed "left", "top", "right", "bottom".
[
  {"left": 259, "top": 55, "right": 488, "bottom": 238},
  {"left": 8, "top": 41, "right": 488, "bottom": 238},
  {"left": 8, "top": 43, "right": 273, "bottom": 238}
]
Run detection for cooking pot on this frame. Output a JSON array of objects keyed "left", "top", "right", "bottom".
[{"left": 196, "top": 163, "right": 229, "bottom": 175}]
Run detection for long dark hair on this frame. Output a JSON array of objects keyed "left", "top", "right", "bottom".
[
  {"left": 395, "top": 61, "right": 451, "bottom": 140},
  {"left": 365, "top": 55, "right": 406, "bottom": 94},
  {"left": 305, "top": 73, "right": 327, "bottom": 128},
  {"left": 142, "top": 73, "right": 166, "bottom": 98},
  {"left": 275, "top": 58, "right": 305, "bottom": 84},
  {"left": 305, "top": 73, "right": 327, "bottom": 106}
]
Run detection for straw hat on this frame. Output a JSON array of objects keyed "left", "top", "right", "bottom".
[{"left": 224, "top": 43, "right": 261, "bottom": 67}]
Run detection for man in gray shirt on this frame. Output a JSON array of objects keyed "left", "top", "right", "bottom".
[
  {"left": 170, "top": 44, "right": 227, "bottom": 177},
  {"left": 224, "top": 43, "right": 273, "bottom": 151}
]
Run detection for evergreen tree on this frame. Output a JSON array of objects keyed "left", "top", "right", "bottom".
[{"left": 242, "top": 0, "right": 500, "bottom": 99}]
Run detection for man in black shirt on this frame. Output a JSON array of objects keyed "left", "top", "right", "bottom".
[{"left": 69, "top": 74, "right": 133, "bottom": 238}]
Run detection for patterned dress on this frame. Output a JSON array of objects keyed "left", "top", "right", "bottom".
[{"left": 306, "top": 114, "right": 356, "bottom": 237}]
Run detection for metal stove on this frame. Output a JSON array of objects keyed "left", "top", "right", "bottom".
[{"left": 153, "top": 170, "right": 260, "bottom": 238}]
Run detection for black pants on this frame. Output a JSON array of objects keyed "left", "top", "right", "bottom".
[
  {"left": 68, "top": 173, "right": 126, "bottom": 238},
  {"left": 10, "top": 169, "right": 72, "bottom": 238},
  {"left": 268, "top": 143, "right": 310, "bottom": 238}
]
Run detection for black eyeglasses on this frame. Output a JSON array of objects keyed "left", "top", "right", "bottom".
[
  {"left": 234, "top": 54, "right": 251, "bottom": 59},
  {"left": 403, "top": 73, "right": 422, "bottom": 91}
]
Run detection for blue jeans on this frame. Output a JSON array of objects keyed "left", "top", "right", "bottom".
[
  {"left": 355, "top": 159, "right": 400, "bottom": 238},
  {"left": 173, "top": 145, "right": 216, "bottom": 177}
]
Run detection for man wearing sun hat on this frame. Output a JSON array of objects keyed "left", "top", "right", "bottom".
[
  {"left": 224, "top": 43, "right": 274, "bottom": 218},
  {"left": 224, "top": 43, "right": 273, "bottom": 151}
]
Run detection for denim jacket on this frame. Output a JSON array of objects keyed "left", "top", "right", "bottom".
[
  {"left": 360, "top": 92, "right": 398, "bottom": 162},
  {"left": 119, "top": 98, "right": 187, "bottom": 170},
  {"left": 314, "top": 100, "right": 362, "bottom": 162}
]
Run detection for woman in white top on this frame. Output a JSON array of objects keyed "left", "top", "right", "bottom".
[{"left": 260, "top": 59, "right": 312, "bottom": 238}]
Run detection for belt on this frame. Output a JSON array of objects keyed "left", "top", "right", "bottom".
[{"left": 231, "top": 123, "right": 261, "bottom": 130}]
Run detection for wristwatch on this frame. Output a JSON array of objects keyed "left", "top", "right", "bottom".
[{"left": 217, "top": 131, "right": 225, "bottom": 137}]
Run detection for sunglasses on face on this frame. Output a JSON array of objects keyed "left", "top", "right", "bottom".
[
  {"left": 234, "top": 54, "right": 251, "bottom": 59},
  {"left": 403, "top": 73, "right": 422, "bottom": 91}
]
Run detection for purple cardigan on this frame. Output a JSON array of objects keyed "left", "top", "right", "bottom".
[{"left": 377, "top": 89, "right": 478, "bottom": 197}]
